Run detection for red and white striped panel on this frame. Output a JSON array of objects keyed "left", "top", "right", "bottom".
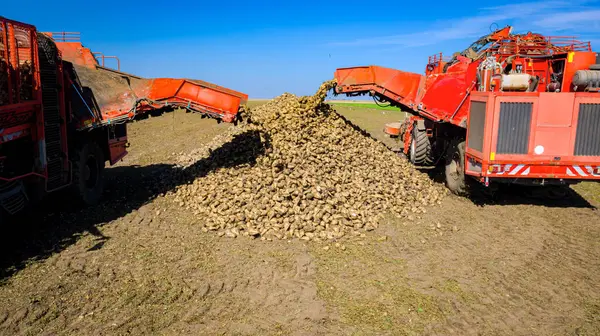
[
  {"left": 566, "top": 165, "right": 600, "bottom": 177},
  {"left": 492, "top": 164, "right": 531, "bottom": 176}
]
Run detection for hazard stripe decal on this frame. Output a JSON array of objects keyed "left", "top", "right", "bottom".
[
  {"left": 573, "top": 165, "right": 588, "bottom": 177},
  {"left": 508, "top": 164, "right": 525, "bottom": 175},
  {"left": 491, "top": 165, "right": 598, "bottom": 177}
]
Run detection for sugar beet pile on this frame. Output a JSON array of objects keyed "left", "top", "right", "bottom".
[{"left": 171, "top": 80, "right": 446, "bottom": 241}]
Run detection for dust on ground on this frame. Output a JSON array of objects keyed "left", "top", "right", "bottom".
[{"left": 0, "top": 102, "right": 599, "bottom": 335}]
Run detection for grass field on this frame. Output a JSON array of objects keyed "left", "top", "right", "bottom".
[
  {"left": 328, "top": 101, "right": 401, "bottom": 111},
  {"left": 250, "top": 99, "right": 402, "bottom": 112},
  {"left": 330, "top": 103, "right": 405, "bottom": 149}
]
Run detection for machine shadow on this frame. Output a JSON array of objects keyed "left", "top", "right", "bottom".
[
  {"left": 468, "top": 183, "right": 596, "bottom": 208},
  {"left": 0, "top": 129, "right": 268, "bottom": 280},
  {"left": 425, "top": 168, "right": 596, "bottom": 209},
  {"left": 340, "top": 114, "right": 595, "bottom": 210}
]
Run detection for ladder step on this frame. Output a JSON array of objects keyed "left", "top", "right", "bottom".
[{"left": 39, "top": 39, "right": 68, "bottom": 190}]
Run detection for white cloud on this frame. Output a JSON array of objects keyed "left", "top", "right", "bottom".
[
  {"left": 480, "top": 1, "right": 571, "bottom": 12},
  {"left": 533, "top": 10, "right": 600, "bottom": 30},
  {"left": 330, "top": 0, "right": 600, "bottom": 48}
]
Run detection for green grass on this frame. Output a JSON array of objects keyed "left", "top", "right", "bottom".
[
  {"left": 248, "top": 100, "right": 399, "bottom": 111},
  {"left": 331, "top": 104, "right": 406, "bottom": 149},
  {"left": 328, "top": 102, "right": 400, "bottom": 111},
  {"left": 246, "top": 100, "right": 268, "bottom": 109},
  {"left": 572, "top": 182, "right": 600, "bottom": 207}
]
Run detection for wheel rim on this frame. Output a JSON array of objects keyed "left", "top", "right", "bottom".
[
  {"left": 449, "top": 148, "right": 463, "bottom": 181},
  {"left": 410, "top": 137, "right": 416, "bottom": 162},
  {"left": 85, "top": 155, "right": 99, "bottom": 189}
]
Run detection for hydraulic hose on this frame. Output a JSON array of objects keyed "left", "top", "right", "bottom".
[{"left": 373, "top": 95, "right": 391, "bottom": 107}]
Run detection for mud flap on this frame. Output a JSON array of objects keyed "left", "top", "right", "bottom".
[{"left": 0, "top": 181, "right": 28, "bottom": 215}]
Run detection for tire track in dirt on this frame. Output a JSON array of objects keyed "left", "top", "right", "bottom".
[
  {"left": 171, "top": 247, "right": 328, "bottom": 335},
  {"left": 0, "top": 198, "right": 328, "bottom": 335},
  {"left": 3, "top": 109, "right": 598, "bottom": 335},
  {"left": 389, "top": 196, "right": 600, "bottom": 336}
]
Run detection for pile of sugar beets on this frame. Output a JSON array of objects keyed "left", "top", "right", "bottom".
[{"left": 171, "top": 80, "right": 446, "bottom": 241}]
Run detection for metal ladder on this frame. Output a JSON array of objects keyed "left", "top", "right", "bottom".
[{"left": 38, "top": 35, "right": 67, "bottom": 191}]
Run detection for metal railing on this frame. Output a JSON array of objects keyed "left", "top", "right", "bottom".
[
  {"left": 493, "top": 35, "right": 592, "bottom": 55},
  {"left": 46, "top": 32, "right": 80, "bottom": 42},
  {"left": 546, "top": 36, "right": 591, "bottom": 52},
  {"left": 427, "top": 52, "right": 451, "bottom": 65},
  {"left": 92, "top": 52, "right": 120, "bottom": 71}
]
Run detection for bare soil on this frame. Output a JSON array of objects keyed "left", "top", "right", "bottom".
[{"left": 0, "top": 105, "right": 599, "bottom": 335}]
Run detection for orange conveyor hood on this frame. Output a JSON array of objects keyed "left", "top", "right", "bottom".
[{"left": 46, "top": 33, "right": 247, "bottom": 124}]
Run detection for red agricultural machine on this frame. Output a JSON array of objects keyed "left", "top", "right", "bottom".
[
  {"left": 0, "top": 16, "right": 247, "bottom": 215},
  {"left": 334, "top": 26, "right": 600, "bottom": 194}
]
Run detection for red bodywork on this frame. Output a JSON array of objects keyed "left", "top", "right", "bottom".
[
  {"left": 47, "top": 33, "right": 247, "bottom": 125},
  {"left": 0, "top": 17, "right": 48, "bottom": 183},
  {"left": 0, "top": 17, "right": 248, "bottom": 196},
  {"left": 334, "top": 26, "right": 600, "bottom": 184},
  {"left": 466, "top": 91, "right": 600, "bottom": 182}
]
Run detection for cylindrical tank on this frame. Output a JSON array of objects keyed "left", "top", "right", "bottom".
[
  {"left": 501, "top": 74, "right": 532, "bottom": 91},
  {"left": 572, "top": 70, "right": 600, "bottom": 89}
]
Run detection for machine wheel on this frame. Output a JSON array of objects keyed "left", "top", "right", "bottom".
[
  {"left": 445, "top": 139, "right": 467, "bottom": 195},
  {"left": 409, "top": 128, "right": 433, "bottom": 166},
  {"left": 71, "top": 142, "right": 105, "bottom": 205}
]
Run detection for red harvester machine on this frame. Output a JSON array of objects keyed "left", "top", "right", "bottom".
[
  {"left": 334, "top": 26, "right": 600, "bottom": 194},
  {"left": 0, "top": 16, "right": 247, "bottom": 214}
]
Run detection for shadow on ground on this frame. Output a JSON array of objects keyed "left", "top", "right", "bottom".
[
  {"left": 423, "top": 167, "right": 596, "bottom": 208},
  {"left": 338, "top": 111, "right": 596, "bottom": 210},
  {"left": 0, "top": 121, "right": 595, "bottom": 280},
  {"left": 0, "top": 129, "right": 268, "bottom": 280}
]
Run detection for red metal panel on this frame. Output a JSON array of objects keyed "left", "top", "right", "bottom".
[
  {"left": 334, "top": 66, "right": 423, "bottom": 108},
  {"left": 482, "top": 163, "right": 600, "bottom": 180},
  {"left": 52, "top": 41, "right": 98, "bottom": 68},
  {"left": 418, "top": 60, "right": 478, "bottom": 124},
  {"left": 0, "top": 124, "right": 30, "bottom": 144},
  {"left": 51, "top": 37, "right": 248, "bottom": 124},
  {"left": 534, "top": 128, "right": 573, "bottom": 157},
  {"left": 467, "top": 92, "right": 600, "bottom": 181},
  {"left": 536, "top": 93, "right": 574, "bottom": 127},
  {"left": 561, "top": 51, "right": 597, "bottom": 91},
  {"left": 465, "top": 93, "right": 490, "bottom": 160},
  {"left": 144, "top": 78, "right": 247, "bottom": 122},
  {"left": 533, "top": 93, "right": 575, "bottom": 157},
  {"left": 108, "top": 138, "right": 128, "bottom": 165}
]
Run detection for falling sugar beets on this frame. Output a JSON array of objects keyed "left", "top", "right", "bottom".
[{"left": 171, "top": 80, "right": 447, "bottom": 241}]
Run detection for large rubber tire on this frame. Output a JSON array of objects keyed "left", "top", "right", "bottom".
[
  {"left": 71, "top": 142, "right": 105, "bottom": 205},
  {"left": 409, "top": 128, "right": 433, "bottom": 166},
  {"left": 445, "top": 139, "right": 467, "bottom": 195}
]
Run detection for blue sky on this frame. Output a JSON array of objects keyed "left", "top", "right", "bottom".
[{"left": 4, "top": 0, "right": 600, "bottom": 98}]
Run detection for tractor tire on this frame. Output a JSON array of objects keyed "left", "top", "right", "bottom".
[
  {"left": 445, "top": 139, "right": 467, "bottom": 195},
  {"left": 409, "top": 128, "right": 433, "bottom": 166},
  {"left": 71, "top": 142, "right": 105, "bottom": 205}
]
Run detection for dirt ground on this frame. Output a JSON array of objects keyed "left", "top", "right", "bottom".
[{"left": 0, "top": 104, "right": 599, "bottom": 335}]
